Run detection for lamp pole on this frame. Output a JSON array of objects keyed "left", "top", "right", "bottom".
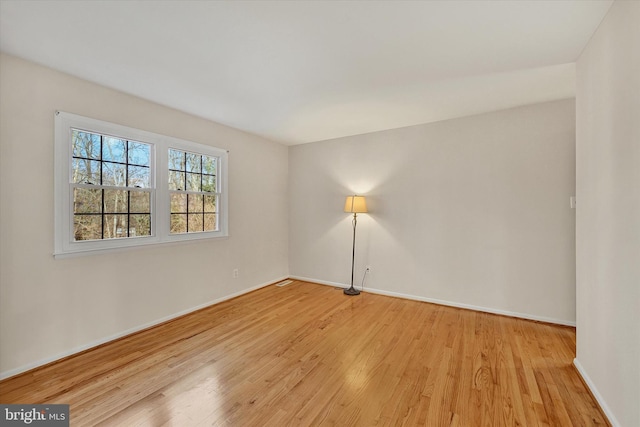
[{"left": 344, "top": 211, "right": 360, "bottom": 296}]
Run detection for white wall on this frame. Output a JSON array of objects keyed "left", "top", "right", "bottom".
[
  {"left": 575, "top": 1, "right": 640, "bottom": 426},
  {"left": 289, "top": 99, "right": 576, "bottom": 324},
  {"left": 0, "top": 54, "right": 289, "bottom": 378}
]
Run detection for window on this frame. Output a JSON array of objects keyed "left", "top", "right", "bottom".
[
  {"left": 55, "top": 112, "right": 228, "bottom": 257},
  {"left": 168, "top": 149, "right": 219, "bottom": 234},
  {"left": 72, "top": 130, "right": 152, "bottom": 241}
]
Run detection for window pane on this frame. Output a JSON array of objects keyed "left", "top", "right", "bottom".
[
  {"left": 170, "top": 193, "right": 187, "bottom": 213},
  {"left": 202, "top": 155, "right": 216, "bottom": 175},
  {"left": 128, "top": 165, "right": 150, "bottom": 188},
  {"left": 104, "top": 189, "right": 128, "bottom": 213},
  {"left": 74, "top": 188, "right": 101, "bottom": 214},
  {"left": 169, "top": 149, "right": 185, "bottom": 171},
  {"left": 128, "top": 142, "right": 150, "bottom": 166},
  {"left": 102, "top": 162, "right": 127, "bottom": 186},
  {"left": 103, "top": 214, "right": 128, "bottom": 239},
  {"left": 188, "top": 213, "right": 204, "bottom": 232},
  {"left": 188, "top": 194, "right": 204, "bottom": 213},
  {"left": 169, "top": 170, "right": 185, "bottom": 191},
  {"left": 186, "top": 153, "right": 201, "bottom": 173},
  {"left": 130, "top": 191, "right": 151, "bottom": 213},
  {"left": 72, "top": 158, "right": 100, "bottom": 184},
  {"left": 186, "top": 172, "right": 201, "bottom": 191},
  {"left": 103, "top": 137, "right": 127, "bottom": 163},
  {"left": 129, "top": 214, "right": 151, "bottom": 237},
  {"left": 72, "top": 130, "right": 100, "bottom": 160},
  {"left": 204, "top": 195, "right": 216, "bottom": 212},
  {"left": 202, "top": 174, "right": 216, "bottom": 193},
  {"left": 170, "top": 213, "right": 187, "bottom": 234},
  {"left": 204, "top": 213, "right": 217, "bottom": 231},
  {"left": 74, "top": 215, "right": 102, "bottom": 241}
]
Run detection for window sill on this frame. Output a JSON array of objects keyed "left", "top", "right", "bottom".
[{"left": 54, "top": 233, "right": 230, "bottom": 259}]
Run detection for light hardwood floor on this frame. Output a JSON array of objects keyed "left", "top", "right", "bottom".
[{"left": 0, "top": 280, "right": 608, "bottom": 426}]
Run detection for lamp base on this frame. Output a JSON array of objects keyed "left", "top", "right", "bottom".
[{"left": 343, "top": 286, "right": 360, "bottom": 296}]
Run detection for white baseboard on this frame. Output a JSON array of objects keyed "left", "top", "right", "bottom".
[
  {"left": 3, "top": 274, "right": 575, "bottom": 380},
  {"left": 0, "top": 276, "right": 287, "bottom": 381},
  {"left": 289, "top": 275, "right": 347, "bottom": 289},
  {"left": 573, "top": 358, "right": 620, "bottom": 427},
  {"left": 289, "top": 275, "right": 576, "bottom": 327}
]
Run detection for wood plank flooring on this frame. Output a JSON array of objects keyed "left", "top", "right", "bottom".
[{"left": 0, "top": 280, "right": 608, "bottom": 426}]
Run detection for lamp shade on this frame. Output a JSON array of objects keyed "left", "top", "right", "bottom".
[{"left": 344, "top": 195, "right": 367, "bottom": 213}]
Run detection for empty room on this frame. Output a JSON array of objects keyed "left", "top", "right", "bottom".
[{"left": 0, "top": 1, "right": 638, "bottom": 426}]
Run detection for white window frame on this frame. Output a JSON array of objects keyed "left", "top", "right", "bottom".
[{"left": 54, "top": 111, "right": 228, "bottom": 258}]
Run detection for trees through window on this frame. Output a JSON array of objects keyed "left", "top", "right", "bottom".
[
  {"left": 72, "top": 130, "right": 152, "bottom": 241},
  {"left": 168, "top": 149, "right": 218, "bottom": 234}
]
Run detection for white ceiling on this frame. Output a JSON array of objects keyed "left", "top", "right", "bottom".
[{"left": 0, "top": 0, "right": 613, "bottom": 145}]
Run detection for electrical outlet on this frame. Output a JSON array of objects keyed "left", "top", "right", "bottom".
[{"left": 232, "top": 269, "right": 239, "bottom": 278}]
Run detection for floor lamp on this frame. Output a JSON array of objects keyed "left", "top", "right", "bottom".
[{"left": 344, "top": 195, "right": 367, "bottom": 296}]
